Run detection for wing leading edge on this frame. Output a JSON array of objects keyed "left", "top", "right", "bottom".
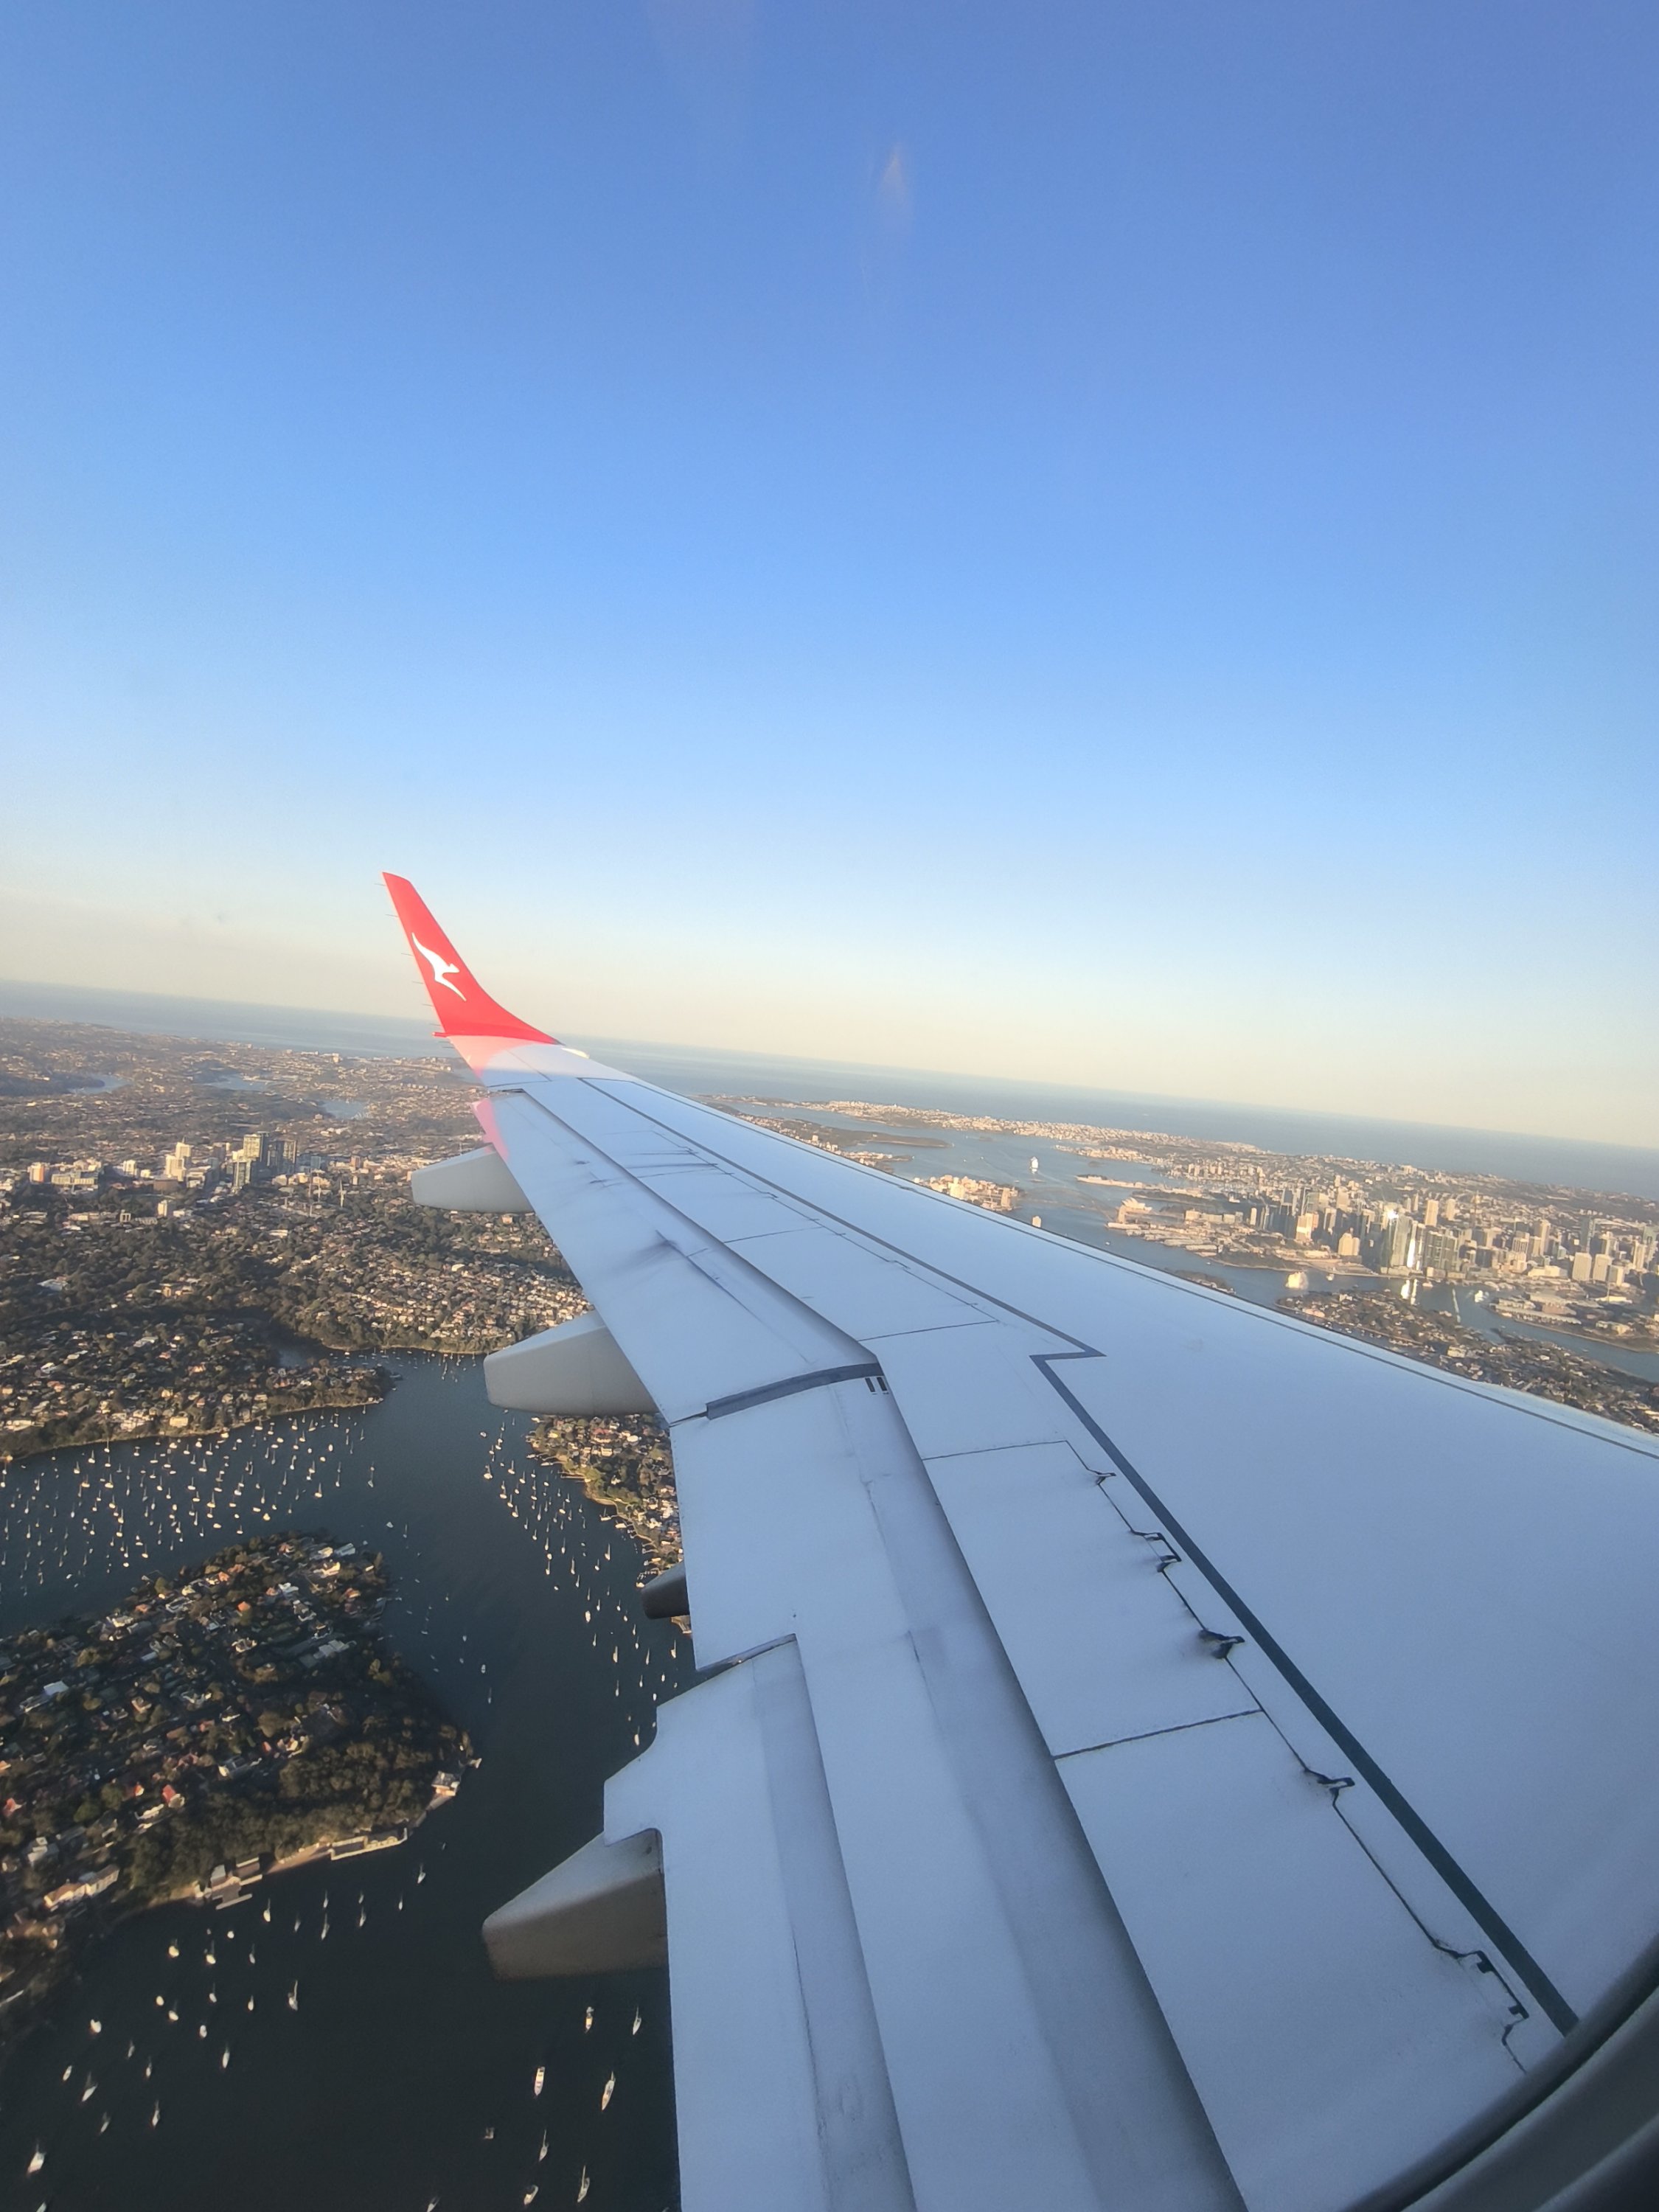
[{"left": 385, "top": 877, "right": 1659, "bottom": 2212}]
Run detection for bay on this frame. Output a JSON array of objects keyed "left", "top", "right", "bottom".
[{"left": 0, "top": 1356, "right": 692, "bottom": 2212}]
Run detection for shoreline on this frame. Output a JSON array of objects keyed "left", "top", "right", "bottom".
[{"left": 0, "top": 1380, "right": 389, "bottom": 1467}]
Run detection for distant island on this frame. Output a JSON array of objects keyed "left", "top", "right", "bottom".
[{"left": 0, "top": 1534, "right": 468, "bottom": 2048}]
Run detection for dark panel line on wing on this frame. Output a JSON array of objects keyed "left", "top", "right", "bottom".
[
  {"left": 1055, "top": 1708, "right": 1259, "bottom": 1761},
  {"left": 574, "top": 1082, "right": 1096, "bottom": 1349},
  {"left": 1034, "top": 1350, "right": 1579, "bottom": 2038},
  {"left": 704, "top": 1363, "right": 882, "bottom": 1422},
  {"left": 550, "top": 1079, "right": 1582, "bottom": 2028}
]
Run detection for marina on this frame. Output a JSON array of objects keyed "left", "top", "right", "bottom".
[{"left": 0, "top": 1354, "right": 692, "bottom": 2211}]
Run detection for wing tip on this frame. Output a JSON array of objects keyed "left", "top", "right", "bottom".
[{"left": 382, "top": 872, "right": 557, "bottom": 1045}]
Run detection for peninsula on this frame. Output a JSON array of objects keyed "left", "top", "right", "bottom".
[{"left": 0, "top": 1534, "right": 467, "bottom": 2047}]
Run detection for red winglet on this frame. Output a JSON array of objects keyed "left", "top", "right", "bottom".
[{"left": 382, "top": 874, "right": 555, "bottom": 1043}]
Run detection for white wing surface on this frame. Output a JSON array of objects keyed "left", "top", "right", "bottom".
[{"left": 384, "top": 874, "right": 1659, "bottom": 2212}]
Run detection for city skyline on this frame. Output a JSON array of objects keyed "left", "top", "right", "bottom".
[{"left": 2, "top": 3, "right": 1655, "bottom": 1147}]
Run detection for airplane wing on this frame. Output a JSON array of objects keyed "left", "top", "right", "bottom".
[{"left": 384, "top": 873, "right": 1659, "bottom": 2212}]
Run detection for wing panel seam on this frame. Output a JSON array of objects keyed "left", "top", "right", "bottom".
[{"left": 1034, "top": 1349, "right": 1579, "bottom": 2037}]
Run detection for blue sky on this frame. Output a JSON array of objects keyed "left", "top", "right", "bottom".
[{"left": 1, "top": 1, "right": 1654, "bottom": 1144}]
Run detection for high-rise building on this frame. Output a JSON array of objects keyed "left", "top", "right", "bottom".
[
  {"left": 1370, "top": 1214, "right": 1420, "bottom": 1273},
  {"left": 1421, "top": 1227, "right": 1461, "bottom": 1278}
]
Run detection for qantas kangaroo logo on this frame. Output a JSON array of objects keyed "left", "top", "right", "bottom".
[{"left": 411, "top": 933, "right": 467, "bottom": 998}]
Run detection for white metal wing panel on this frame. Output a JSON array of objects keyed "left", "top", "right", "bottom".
[
  {"left": 624, "top": 1159, "right": 820, "bottom": 1244},
  {"left": 922, "top": 1440, "right": 1258, "bottom": 1757},
  {"left": 604, "top": 1649, "right": 913, "bottom": 2212},
  {"left": 544, "top": 1077, "right": 1659, "bottom": 2028},
  {"left": 1062, "top": 1712, "right": 1524, "bottom": 2212},
  {"left": 720, "top": 1224, "right": 992, "bottom": 1339},
  {"left": 478, "top": 1090, "right": 867, "bottom": 1420},
  {"left": 664, "top": 1379, "right": 1245, "bottom": 2212},
  {"left": 870, "top": 1318, "right": 1083, "bottom": 1454},
  {"left": 1048, "top": 1335, "right": 1659, "bottom": 2023}
]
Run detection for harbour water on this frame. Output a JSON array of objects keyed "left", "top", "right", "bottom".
[
  {"left": 818, "top": 1109, "right": 1659, "bottom": 1387},
  {"left": 0, "top": 1357, "right": 692, "bottom": 2211}
]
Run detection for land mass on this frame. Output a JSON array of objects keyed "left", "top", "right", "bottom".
[
  {"left": 526, "top": 1415, "right": 682, "bottom": 1578},
  {"left": 1, "top": 1020, "right": 585, "bottom": 1459},
  {"left": 5, "top": 1010, "right": 1658, "bottom": 1506},
  {"left": 1284, "top": 1293, "right": 1659, "bottom": 1434},
  {"left": 0, "top": 1534, "right": 468, "bottom": 2049}
]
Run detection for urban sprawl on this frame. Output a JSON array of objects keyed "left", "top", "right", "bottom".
[{"left": 1, "top": 1016, "right": 1656, "bottom": 2039}]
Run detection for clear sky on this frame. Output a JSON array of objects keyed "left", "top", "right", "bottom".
[{"left": 1, "top": 2, "right": 1654, "bottom": 1146}]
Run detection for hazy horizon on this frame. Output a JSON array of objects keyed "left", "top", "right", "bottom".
[{"left": 5, "top": 973, "right": 1658, "bottom": 1201}]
